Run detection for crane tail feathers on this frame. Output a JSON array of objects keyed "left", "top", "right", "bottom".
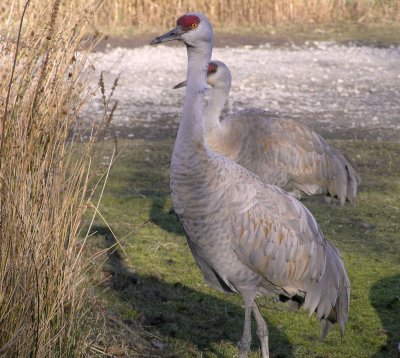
[{"left": 341, "top": 152, "right": 361, "bottom": 205}]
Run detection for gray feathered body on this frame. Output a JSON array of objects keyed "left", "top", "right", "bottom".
[
  {"left": 206, "top": 108, "right": 361, "bottom": 205},
  {"left": 171, "top": 142, "right": 350, "bottom": 335},
  {"left": 168, "top": 25, "right": 349, "bottom": 340}
]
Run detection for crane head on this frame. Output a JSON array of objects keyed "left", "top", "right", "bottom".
[
  {"left": 150, "top": 12, "right": 214, "bottom": 48},
  {"left": 173, "top": 60, "right": 232, "bottom": 90}
]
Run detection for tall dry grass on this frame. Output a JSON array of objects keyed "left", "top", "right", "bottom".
[
  {"left": 97, "top": 0, "right": 400, "bottom": 30},
  {"left": 95, "top": 0, "right": 400, "bottom": 29},
  {"left": 2, "top": 0, "right": 398, "bottom": 32},
  {"left": 0, "top": 0, "right": 108, "bottom": 356}
]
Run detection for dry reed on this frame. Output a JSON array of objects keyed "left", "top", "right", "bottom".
[
  {"left": 97, "top": 0, "right": 400, "bottom": 29},
  {"left": 0, "top": 0, "right": 400, "bottom": 34},
  {"left": 2, "top": 0, "right": 398, "bottom": 32},
  {"left": 108, "top": 0, "right": 400, "bottom": 30},
  {"left": 0, "top": 0, "right": 108, "bottom": 356}
]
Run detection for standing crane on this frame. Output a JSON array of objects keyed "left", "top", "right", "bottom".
[
  {"left": 174, "top": 60, "right": 361, "bottom": 205},
  {"left": 150, "top": 13, "right": 350, "bottom": 358}
]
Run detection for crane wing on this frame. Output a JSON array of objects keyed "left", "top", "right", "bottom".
[
  {"left": 227, "top": 175, "right": 325, "bottom": 291},
  {"left": 225, "top": 110, "right": 360, "bottom": 204},
  {"left": 263, "top": 118, "right": 357, "bottom": 200},
  {"left": 224, "top": 171, "right": 348, "bottom": 331}
]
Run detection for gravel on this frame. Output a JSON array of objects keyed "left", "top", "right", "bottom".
[{"left": 83, "top": 41, "right": 400, "bottom": 141}]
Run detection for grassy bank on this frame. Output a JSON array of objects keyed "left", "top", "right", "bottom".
[{"left": 89, "top": 138, "right": 400, "bottom": 357}]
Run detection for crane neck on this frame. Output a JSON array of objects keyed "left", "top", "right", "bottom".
[
  {"left": 204, "top": 85, "right": 229, "bottom": 136},
  {"left": 174, "top": 42, "right": 212, "bottom": 156}
]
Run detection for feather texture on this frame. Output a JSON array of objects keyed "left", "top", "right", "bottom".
[
  {"left": 153, "top": 13, "right": 350, "bottom": 357},
  {"left": 172, "top": 147, "right": 350, "bottom": 335},
  {"left": 203, "top": 61, "right": 361, "bottom": 205}
]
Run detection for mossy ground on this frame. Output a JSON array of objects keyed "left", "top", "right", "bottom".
[{"left": 86, "top": 137, "right": 400, "bottom": 357}]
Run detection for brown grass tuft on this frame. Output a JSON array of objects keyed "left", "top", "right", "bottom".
[{"left": 0, "top": 0, "right": 108, "bottom": 356}]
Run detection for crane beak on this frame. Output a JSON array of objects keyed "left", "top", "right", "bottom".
[
  {"left": 172, "top": 80, "right": 187, "bottom": 89},
  {"left": 150, "top": 26, "right": 184, "bottom": 45}
]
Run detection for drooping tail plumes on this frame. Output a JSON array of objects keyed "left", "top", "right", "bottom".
[
  {"left": 329, "top": 146, "right": 361, "bottom": 206},
  {"left": 303, "top": 242, "right": 350, "bottom": 338},
  {"left": 343, "top": 152, "right": 362, "bottom": 206}
]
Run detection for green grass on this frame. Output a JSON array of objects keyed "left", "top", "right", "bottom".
[{"left": 88, "top": 138, "right": 400, "bottom": 357}]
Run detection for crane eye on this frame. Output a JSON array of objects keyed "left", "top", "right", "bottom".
[{"left": 191, "top": 23, "right": 197, "bottom": 29}]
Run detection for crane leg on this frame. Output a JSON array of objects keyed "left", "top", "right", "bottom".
[
  {"left": 252, "top": 302, "right": 269, "bottom": 358},
  {"left": 237, "top": 289, "right": 256, "bottom": 358}
]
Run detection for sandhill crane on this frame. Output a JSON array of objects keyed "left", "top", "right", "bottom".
[
  {"left": 174, "top": 60, "right": 361, "bottom": 205},
  {"left": 150, "top": 13, "right": 350, "bottom": 358}
]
